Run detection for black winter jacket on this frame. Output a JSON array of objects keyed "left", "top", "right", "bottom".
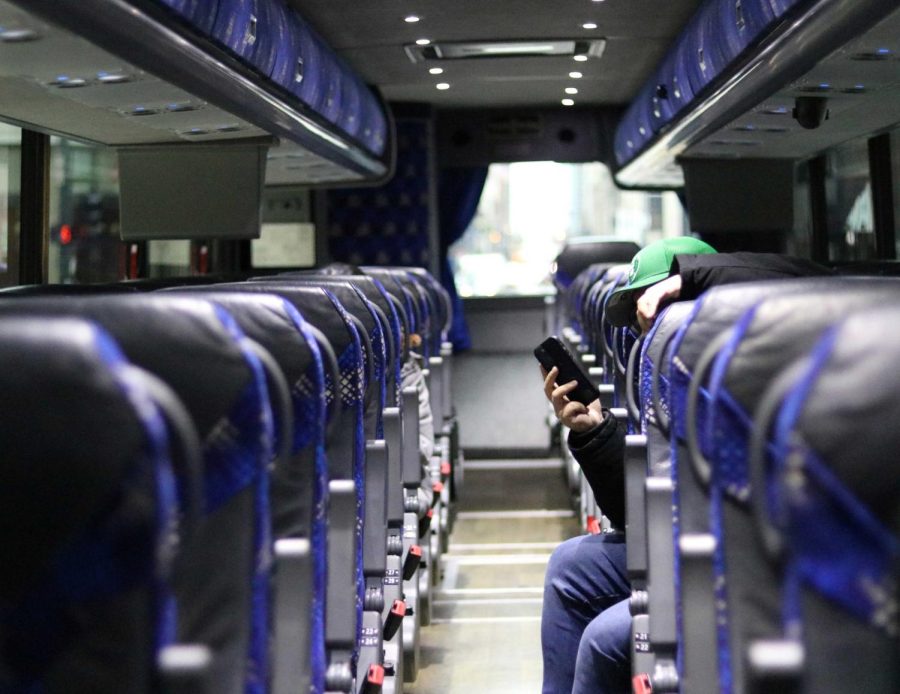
[{"left": 568, "top": 252, "right": 833, "bottom": 531}]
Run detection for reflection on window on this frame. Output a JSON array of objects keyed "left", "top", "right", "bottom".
[
  {"left": 892, "top": 129, "right": 900, "bottom": 260},
  {"left": 825, "top": 137, "right": 875, "bottom": 261},
  {"left": 451, "top": 162, "right": 684, "bottom": 297},
  {"left": 0, "top": 124, "right": 21, "bottom": 288},
  {"left": 48, "top": 138, "right": 126, "bottom": 284}
]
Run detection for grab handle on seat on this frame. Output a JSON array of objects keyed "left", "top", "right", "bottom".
[
  {"left": 124, "top": 365, "right": 204, "bottom": 534},
  {"left": 305, "top": 324, "right": 340, "bottom": 444},
  {"left": 748, "top": 360, "right": 810, "bottom": 562},
  {"left": 625, "top": 333, "right": 645, "bottom": 424},
  {"left": 685, "top": 330, "right": 732, "bottom": 489},
  {"left": 245, "top": 338, "right": 294, "bottom": 466}
]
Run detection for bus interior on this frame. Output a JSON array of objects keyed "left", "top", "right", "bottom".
[{"left": 0, "top": 0, "right": 898, "bottom": 692}]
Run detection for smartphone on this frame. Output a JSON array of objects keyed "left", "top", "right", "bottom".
[{"left": 534, "top": 336, "right": 601, "bottom": 405}]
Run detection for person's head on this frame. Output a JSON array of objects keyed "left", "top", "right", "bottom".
[{"left": 605, "top": 237, "right": 717, "bottom": 328}]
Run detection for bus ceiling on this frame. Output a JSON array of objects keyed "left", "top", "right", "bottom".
[{"left": 0, "top": 0, "right": 897, "bottom": 192}]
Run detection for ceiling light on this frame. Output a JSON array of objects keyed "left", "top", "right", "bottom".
[
  {"left": 429, "top": 67, "right": 444, "bottom": 75},
  {"left": 97, "top": 72, "right": 131, "bottom": 84},
  {"left": 562, "top": 98, "right": 575, "bottom": 106},
  {"left": 565, "top": 87, "right": 578, "bottom": 94},
  {"left": 0, "top": 27, "right": 38, "bottom": 42},
  {"left": 405, "top": 15, "right": 420, "bottom": 23},
  {"left": 573, "top": 54, "right": 588, "bottom": 62},
  {"left": 52, "top": 76, "right": 88, "bottom": 88},
  {"left": 569, "top": 71, "right": 583, "bottom": 79},
  {"left": 416, "top": 38, "right": 431, "bottom": 46},
  {"left": 582, "top": 22, "right": 598, "bottom": 29},
  {"left": 436, "top": 82, "right": 450, "bottom": 90}
]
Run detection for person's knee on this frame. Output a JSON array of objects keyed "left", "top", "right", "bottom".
[
  {"left": 581, "top": 599, "right": 631, "bottom": 664},
  {"left": 545, "top": 535, "right": 582, "bottom": 587}
]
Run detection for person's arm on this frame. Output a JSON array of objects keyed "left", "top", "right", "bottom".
[
  {"left": 567, "top": 412, "right": 626, "bottom": 530},
  {"left": 636, "top": 252, "right": 834, "bottom": 330},
  {"left": 542, "top": 366, "right": 626, "bottom": 530},
  {"left": 672, "top": 252, "right": 834, "bottom": 299}
]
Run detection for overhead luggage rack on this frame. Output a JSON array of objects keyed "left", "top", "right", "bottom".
[
  {"left": 613, "top": 0, "right": 899, "bottom": 187},
  {"left": 0, "top": 0, "right": 392, "bottom": 185}
]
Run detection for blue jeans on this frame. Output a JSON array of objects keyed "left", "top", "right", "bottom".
[{"left": 541, "top": 533, "right": 632, "bottom": 694}]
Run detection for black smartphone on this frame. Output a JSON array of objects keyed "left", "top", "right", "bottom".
[{"left": 534, "top": 336, "right": 601, "bottom": 405}]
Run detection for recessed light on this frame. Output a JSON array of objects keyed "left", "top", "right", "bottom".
[
  {"left": 166, "top": 102, "right": 196, "bottom": 112},
  {"left": 573, "top": 55, "right": 588, "bottom": 62},
  {"left": 569, "top": 71, "right": 583, "bottom": 79},
  {"left": 561, "top": 98, "right": 575, "bottom": 106},
  {"left": 416, "top": 38, "right": 431, "bottom": 46},
  {"left": 0, "top": 28, "right": 38, "bottom": 42},
  {"left": 436, "top": 82, "right": 450, "bottom": 90},
  {"left": 565, "top": 87, "right": 578, "bottom": 94},
  {"left": 582, "top": 22, "right": 598, "bottom": 29},
  {"left": 97, "top": 72, "right": 131, "bottom": 84},
  {"left": 130, "top": 106, "right": 159, "bottom": 116},
  {"left": 53, "top": 76, "right": 88, "bottom": 88},
  {"left": 429, "top": 67, "right": 444, "bottom": 75},
  {"left": 405, "top": 15, "right": 420, "bottom": 23}
]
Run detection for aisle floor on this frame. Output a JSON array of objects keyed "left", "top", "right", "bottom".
[{"left": 406, "top": 459, "right": 580, "bottom": 693}]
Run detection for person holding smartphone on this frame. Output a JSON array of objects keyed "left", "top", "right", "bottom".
[{"left": 539, "top": 238, "right": 831, "bottom": 693}]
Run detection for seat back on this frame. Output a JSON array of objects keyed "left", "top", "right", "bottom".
[
  {"left": 0, "top": 317, "right": 184, "bottom": 694},
  {"left": 163, "top": 289, "right": 328, "bottom": 693},
  {"left": 749, "top": 306, "right": 900, "bottom": 693},
  {"left": 0, "top": 294, "right": 274, "bottom": 694},
  {"left": 700, "top": 281, "right": 900, "bottom": 692}
]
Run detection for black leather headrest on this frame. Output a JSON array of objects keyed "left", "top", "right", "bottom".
[
  {"left": 262, "top": 275, "right": 399, "bottom": 375},
  {"left": 553, "top": 240, "right": 641, "bottom": 288},
  {"left": 199, "top": 283, "right": 355, "bottom": 359},
  {"left": 790, "top": 306, "right": 900, "bottom": 527},
  {"left": 0, "top": 294, "right": 252, "bottom": 437},
  {"left": 672, "top": 278, "right": 851, "bottom": 372},
  {"left": 0, "top": 317, "right": 155, "bottom": 600},
  {"left": 163, "top": 289, "right": 316, "bottom": 408},
  {"left": 360, "top": 267, "right": 423, "bottom": 338},
  {"left": 722, "top": 280, "right": 900, "bottom": 410}
]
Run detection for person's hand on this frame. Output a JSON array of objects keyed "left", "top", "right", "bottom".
[
  {"left": 541, "top": 366, "right": 603, "bottom": 433},
  {"left": 635, "top": 274, "right": 682, "bottom": 333}
]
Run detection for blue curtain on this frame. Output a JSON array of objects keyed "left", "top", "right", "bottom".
[{"left": 438, "top": 166, "right": 488, "bottom": 352}]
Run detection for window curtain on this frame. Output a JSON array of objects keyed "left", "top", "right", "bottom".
[{"left": 438, "top": 166, "right": 488, "bottom": 352}]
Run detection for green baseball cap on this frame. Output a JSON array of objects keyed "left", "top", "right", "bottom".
[{"left": 605, "top": 237, "right": 717, "bottom": 327}]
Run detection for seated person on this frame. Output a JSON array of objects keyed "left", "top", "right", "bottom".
[{"left": 540, "top": 238, "right": 831, "bottom": 694}]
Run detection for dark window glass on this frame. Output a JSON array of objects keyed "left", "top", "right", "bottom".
[
  {"left": 0, "top": 124, "right": 21, "bottom": 288},
  {"left": 824, "top": 137, "right": 875, "bottom": 261},
  {"left": 48, "top": 138, "right": 126, "bottom": 284}
]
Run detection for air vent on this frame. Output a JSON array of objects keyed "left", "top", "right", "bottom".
[
  {"left": 405, "top": 39, "right": 606, "bottom": 62},
  {"left": 485, "top": 114, "right": 542, "bottom": 138}
]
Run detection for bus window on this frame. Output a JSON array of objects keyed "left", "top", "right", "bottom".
[
  {"left": 48, "top": 137, "right": 125, "bottom": 284},
  {"left": 893, "top": 128, "right": 900, "bottom": 259},
  {"left": 450, "top": 161, "right": 685, "bottom": 297},
  {"left": 825, "top": 136, "right": 876, "bottom": 262},
  {"left": 0, "top": 124, "right": 21, "bottom": 289}
]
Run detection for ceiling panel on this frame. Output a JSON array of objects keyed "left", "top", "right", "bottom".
[{"left": 291, "top": 0, "right": 705, "bottom": 108}]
